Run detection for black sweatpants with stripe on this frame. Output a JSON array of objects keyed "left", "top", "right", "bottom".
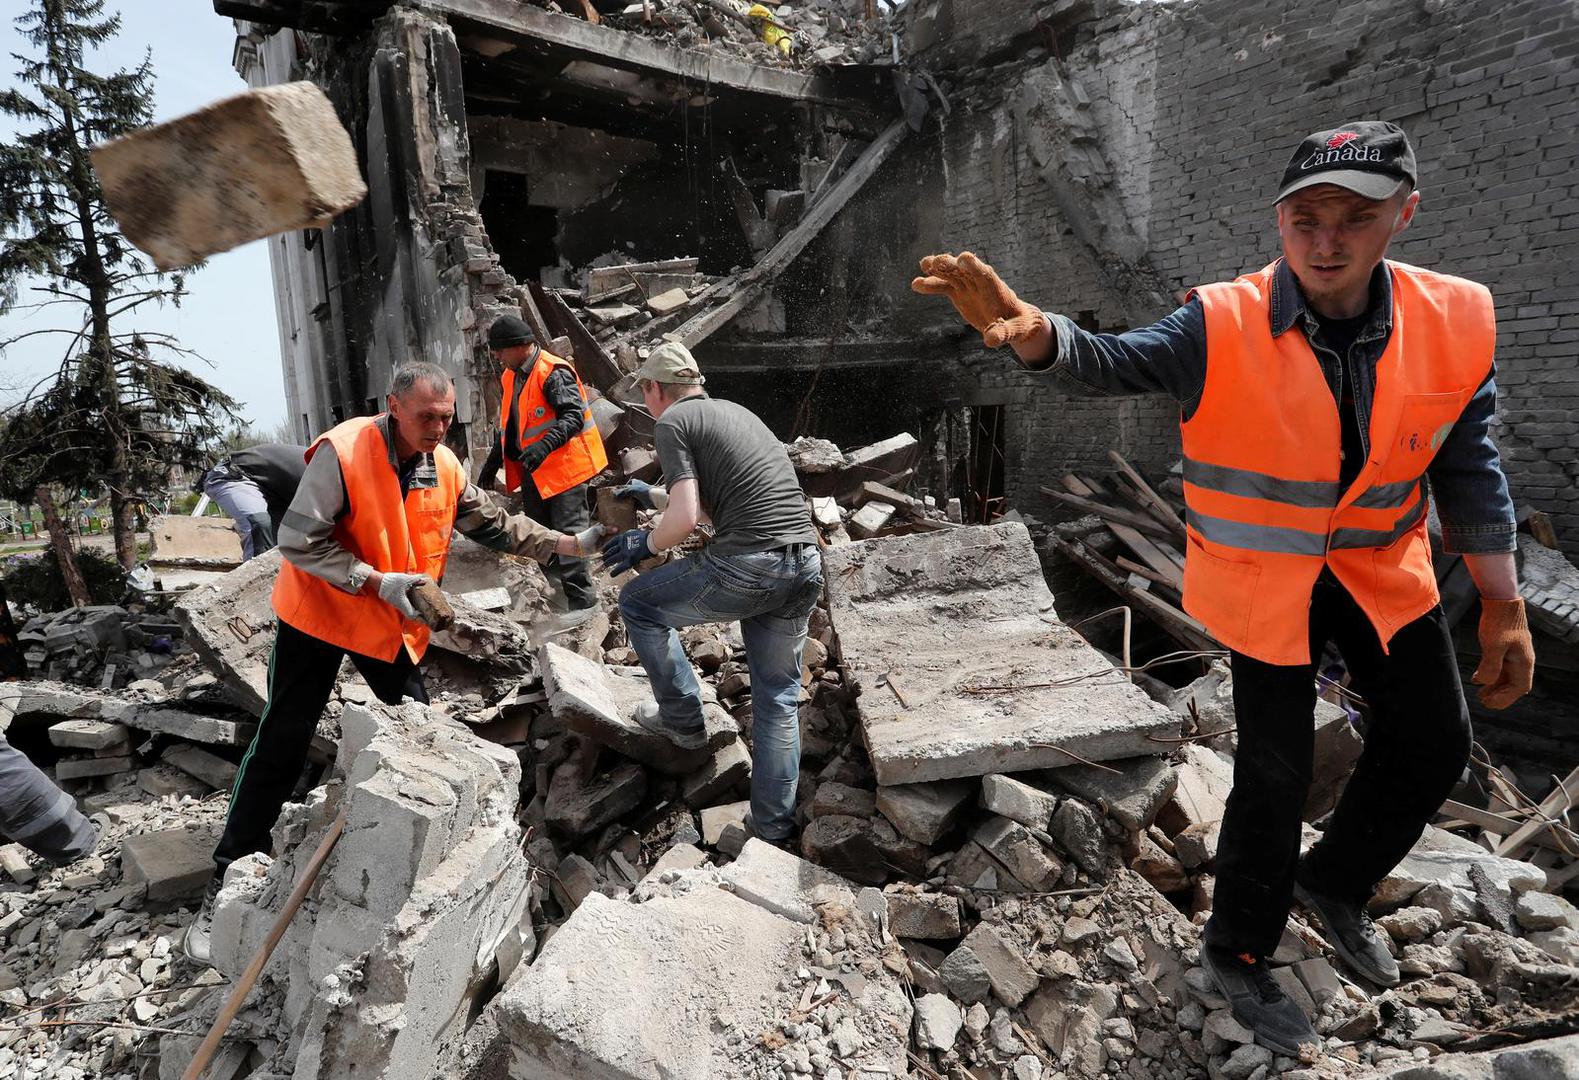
[{"left": 212, "top": 619, "right": 426, "bottom": 873}]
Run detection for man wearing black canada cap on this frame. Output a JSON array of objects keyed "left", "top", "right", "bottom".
[{"left": 913, "top": 121, "right": 1533, "bottom": 1057}]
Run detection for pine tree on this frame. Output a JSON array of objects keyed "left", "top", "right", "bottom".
[{"left": 0, "top": 0, "right": 239, "bottom": 574}]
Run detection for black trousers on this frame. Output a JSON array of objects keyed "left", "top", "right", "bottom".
[
  {"left": 212, "top": 619, "right": 427, "bottom": 871},
  {"left": 519, "top": 480, "right": 595, "bottom": 611},
  {"left": 1203, "top": 576, "right": 1472, "bottom": 957}
]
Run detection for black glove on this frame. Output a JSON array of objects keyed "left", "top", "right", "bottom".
[{"left": 521, "top": 442, "right": 552, "bottom": 473}]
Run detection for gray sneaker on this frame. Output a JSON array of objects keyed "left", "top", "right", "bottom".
[
  {"left": 182, "top": 874, "right": 223, "bottom": 966},
  {"left": 1200, "top": 945, "right": 1319, "bottom": 1058},
  {"left": 1294, "top": 880, "right": 1401, "bottom": 987},
  {"left": 632, "top": 700, "right": 706, "bottom": 750}
]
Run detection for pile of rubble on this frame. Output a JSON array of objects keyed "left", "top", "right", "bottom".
[
  {"left": 599, "top": 0, "right": 889, "bottom": 67},
  {"left": 11, "top": 605, "right": 185, "bottom": 690}
]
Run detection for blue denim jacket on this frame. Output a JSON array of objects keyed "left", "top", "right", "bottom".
[{"left": 1031, "top": 258, "right": 1516, "bottom": 555}]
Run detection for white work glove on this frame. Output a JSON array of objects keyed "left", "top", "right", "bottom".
[
  {"left": 377, "top": 572, "right": 432, "bottom": 620},
  {"left": 570, "top": 523, "right": 606, "bottom": 558}
]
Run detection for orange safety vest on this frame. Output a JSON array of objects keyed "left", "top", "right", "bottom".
[
  {"left": 1183, "top": 260, "right": 1495, "bottom": 666},
  {"left": 500, "top": 348, "right": 608, "bottom": 499},
  {"left": 271, "top": 416, "right": 466, "bottom": 663}
]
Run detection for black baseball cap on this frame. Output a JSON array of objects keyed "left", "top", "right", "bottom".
[
  {"left": 1275, "top": 120, "right": 1417, "bottom": 204},
  {"left": 487, "top": 314, "right": 535, "bottom": 350}
]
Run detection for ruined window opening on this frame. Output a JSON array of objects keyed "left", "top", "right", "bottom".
[
  {"left": 478, "top": 169, "right": 560, "bottom": 284},
  {"left": 966, "top": 404, "right": 1007, "bottom": 523},
  {"left": 331, "top": 405, "right": 344, "bottom": 424}
]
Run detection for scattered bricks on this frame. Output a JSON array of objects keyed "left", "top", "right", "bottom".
[
  {"left": 1051, "top": 799, "right": 1108, "bottom": 879},
  {"left": 875, "top": 779, "right": 975, "bottom": 844},
  {"left": 551, "top": 853, "right": 601, "bottom": 912},
  {"left": 120, "top": 827, "right": 217, "bottom": 902},
  {"left": 938, "top": 942, "right": 993, "bottom": 1003},
  {"left": 92, "top": 81, "right": 367, "bottom": 270},
  {"left": 545, "top": 760, "right": 647, "bottom": 839},
  {"left": 847, "top": 501, "right": 897, "bottom": 539},
  {"left": 1292, "top": 957, "right": 1343, "bottom": 1008},
  {"left": 55, "top": 755, "right": 134, "bottom": 780},
  {"left": 1516, "top": 891, "right": 1579, "bottom": 932},
  {"left": 701, "top": 800, "right": 751, "bottom": 845},
  {"left": 719, "top": 839, "right": 858, "bottom": 924},
  {"left": 960, "top": 923, "right": 1039, "bottom": 1006},
  {"left": 1046, "top": 756, "right": 1178, "bottom": 832},
  {"left": 160, "top": 744, "right": 236, "bottom": 792},
  {"left": 47, "top": 719, "right": 132, "bottom": 751},
  {"left": 129, "top": 707, "right": 257, "bottom": 747},
  {"left": 885, "top": 890, "right": 963, "bottom": 939},
  {"left": 0, "top": 845, "right": 35, "bottom": 885},
  {"left": 974, "top": 815, "right": 1062, "bottom": 891},
  {"left": 811, "top": 781, "right": 877, "bottom": 818},
  {"left": 1173, "top": 820, "right": 1221, "bottom": 872},
  {"left": 642, "top": 842, "right": 709, "bottom": 882},
  {"left": 913, "top": 993, "right": 963, "bottom": 1051},
  {"left": 980, "top": 774, "right": 1058, "bottom": 830},
  {"left": 681, "top": 740, "right": 751, "bottom": 808},
  {"left": 595, "top": 487, "right": 640, "bottom": 534},
  {"left": 1130, "top": 833, "right": 1189, "bottom": 893},
  {"left": 138, "top": 765, "right": 210, "bottom": 800}
]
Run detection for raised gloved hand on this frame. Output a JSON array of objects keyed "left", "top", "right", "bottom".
[
  {"left": 377, "top": 572, "right": 432, "bottom": 621},
  {"left": 613, "top": 478, "right": 658, "bottom": 510},
  {"left": 521, "top": 441, "right": 551, "bottom": 473},
  {"left": 600, "top": 529, "right": 653, "bottom": 577},
  {"left": 910, "top": 252, "right": 1046, "bottom": 349},
  {"left": 408, "top": 579, "right": 455, "bottom": 631},
  {"left": 1472, "top": 597, "right": 1535, "bottom": 710},
  {"left": 570, "top": 523, "right": 606, "bottom": 558}
]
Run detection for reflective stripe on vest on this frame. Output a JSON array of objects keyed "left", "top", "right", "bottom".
[
  {"left": 499, "top": 350, "right": 609, "bottom": 500},
  {"left": 270, "top": 416, "right": 465, "bottom": 663},
  {"left": 1181, "top": 259, "right": 1496, "bottom": 666}
]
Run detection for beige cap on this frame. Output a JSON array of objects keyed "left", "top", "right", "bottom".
[{"left": 633, "top": 341, "right": 706, "bottom": 385}]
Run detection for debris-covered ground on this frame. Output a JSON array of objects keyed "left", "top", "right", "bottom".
[{"left": 3, "top": 432, "right": 1579, "bottom": 1080}]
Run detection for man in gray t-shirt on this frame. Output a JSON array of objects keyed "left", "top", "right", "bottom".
[{"left": 601, "top": 344, "right": 822, "bottom": 844}]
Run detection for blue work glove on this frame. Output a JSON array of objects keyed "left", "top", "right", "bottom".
[
  {"left": 612, "top": 478, "right": 657, "bottom": 509},
  {"left": 600, "top": 529, "right": 653, "bottom": 577}
]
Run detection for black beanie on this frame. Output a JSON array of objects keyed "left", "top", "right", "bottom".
[{"left": 487, "top": 314, "right": 534, "bottom": 350}]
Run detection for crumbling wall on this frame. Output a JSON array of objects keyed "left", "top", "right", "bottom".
[{"left": 898, "top": 0, "right": 1579, "bottom": 541}]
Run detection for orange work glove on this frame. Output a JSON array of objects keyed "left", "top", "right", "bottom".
[
  {"left": 1472, "top": 597, "right": 1534, "bottom": 710},
  {"left": 910, "top": 252, "right": 1046, "bottom": 349}
]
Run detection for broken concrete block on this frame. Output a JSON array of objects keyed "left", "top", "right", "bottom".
[
  {"left": 55, "top": 755, "right": 134, "bottom": 779},
  {"left": 0, "top": 845, "right": 35, "bottom": 885},
  {"left": 681, "top": 739, "right": 751, "bottom": 807},
  {"left": 980, "top": 774, "right": 1058, "bottom": 830},
  {"left": 551, "top": 853, "right": 601, "bottom": 913},
  {"left": 847, "top": 500, "right": 896, "bottom": 539},
  {"left": 1158, "top": 744, "right": 1235, "bottom": 834},
  {"left": 914, "top": 993, "right": 963, "bottom": 1051},
  {"left": 92, "top": 81, "right": 367, "bottom": 270},
  {"left": 822, "top": 524, "right": 1177, "bottom": 785},
  {"left": 1368, "top": 826, "right": 1546, "bottom": 913},
  {"left": 1516, "top": 891, "right": 1579, "bottom": 933},
  {"left": 644, "top": 287, "right": 691, "bottom": 314},
  {"left": 938, "top": 943, "right": 992, "bottom": 1003},
  {"left": 642, "top": 843, "right": 709, "bottom": 882},
  {"left": 545, "top": 759, "right": 647, "bottom": 839},
  {"left": 130, "top": 707, "right": 256, "bottom": 747},
  {"left": 138, "top": 765, "right": 210, "bottom": 800},
  {"left": 719, "top": 838, "right": 858, "bottom": 924},
  {"left": 875, "top": 779, "right": 975, "bottom": 845},
  {"left": 48, "top": 719, "right": 132, "bottom": 751},
  {"left": 811, "top": 780, "right": 877, "bottom": 818},
  {"left": 160, "top": 744, "right": 237, "bottom": 791},
  {"left": 1305, "top": 700, "right": 1361, "bottom": 821},
  {"left": 457, "top": 586, "right": 511, "bottom": 612},
  {"left": 540, "top": 642, "right": 731, "bottom": 774},
  {"left": 120, "top": 827, "right": 217, "bottom": 902},
  {"left": 1024, "top": 980, "right": 1119, "bottom": 1072},
  {"left": 885, "top": 890, "right": 962, "bottom": 939},
  {"left": 960, "top": 923, "right": 1039, "bottom": 1006},
  {"left": 700, "top": 800, "right": 751, "bottom": 846},
  {"left": 1173, "top": 819, "right": 1221, "bottom": 872},
  {"left": 147, "top": 515, "right": 243, "bottom": 568},
  {"left": 175, "top": 550, "right": 284, "bottom": 716},
  {"left": 974, "top": 815, "right": 1062, "bottom": 891},
  {"left": 1050, "top": 798, "right": 1108, "bottom": 879},
  {"left": 1046, "top": 756, "right": 1178, "bottom": 832},
  {"left": 801, "top": 814, "right": 926, "bottom": 886},
  {"left": 1130, "top": 832, "right": 1189, "bottom": 893}
]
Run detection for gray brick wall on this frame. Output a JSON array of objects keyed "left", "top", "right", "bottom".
[{"left": 906, "top": 0, "right": 1579, "bottom": 545}]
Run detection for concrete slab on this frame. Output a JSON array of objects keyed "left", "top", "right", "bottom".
[
  {"left": 92, "top": 81, "right": 367, "bottom": 271},
  {"left": 174, "top": 550, "right": 283, "bottom": 717},
  {"left": 1046, "top": 755, "right": 1178, "bottom": 833},
  {"left": 874, "top": 779, "right": 976, "bottom": 844},
  {"left": 161, "top": 744, "right": 238, "bottom": 791},
  {"left": 56, "top": 755, "right": 134, "bottom": 779},
  {"left": 822, "top": 523, "right": 1178, "bottom": 785},
  {"left": 48, "top": 719, "right": 132, "bottom": 751},
  {"left": 719, "top": 837, "right": 858, "bottom": 924},
  {"left": 129, "top": 706, "right": 256, "bottom": 747},
  {"left": 147, "top": 515, "right": 242, "bottom": 569},
  {"left": 120, "top": 826, "right": 217, "bottom": 901}
]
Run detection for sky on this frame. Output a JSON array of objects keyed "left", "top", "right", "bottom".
[{"left": 0, "top": 1, "right": 287, "bottom": 431}]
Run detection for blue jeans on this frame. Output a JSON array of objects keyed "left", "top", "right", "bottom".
[{"left": 618, "top": 544, "right": 823, "bottom": 840}]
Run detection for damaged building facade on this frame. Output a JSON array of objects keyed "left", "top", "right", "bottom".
[{"left": 226, "top": 0, "right": 1579, "bottom": 545}]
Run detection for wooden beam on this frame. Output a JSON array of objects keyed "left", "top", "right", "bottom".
[
  {"left": 1495, "top": 766, "right": 1579, "bottom": 858},
  {"left": 1108, "top": 450, "right": 1186, "bottom": 539},
  {"left": 669, "top": 118, "right": 910, "bottom": 350},
  {"left": 1041, "top": 487, "right": 1178, "bottom": 542},
  {"left": 529, "top": 282, "right": 623, "bottom": 394},
  {"left": 1053, "top": 536, "right": 1217, "bottom": 653}
]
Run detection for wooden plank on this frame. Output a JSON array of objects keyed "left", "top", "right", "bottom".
[
  {"left": 529, "top": 282, "right": 623, "bottom": 394},
  {"left": 584, "top": 258, "right": 699, "bottom": 297},
  {"left": 1109, "top": 450, "right": 1186, "bottom": 538},
  {"left": 1115, "top": 556, "right": 1181, "bottom": 596},
  {"left": 1053, "top": 537, "right": 1216, "bottom": 653},
  {"left": 1495, "top": 766, "right": 1579, "bottom": 858},
  {"left": 1059, "top": 474, "right": 1185, "bottom": 589},
  {"left": 670, "top": 118, "right": 910, "bottom": 350},
  {"left": 1438, "top": 798, "right": 1576, "bottom": 853},
  {"left": 1040, "top": 488, "right": 1178, "bottom": 542}
]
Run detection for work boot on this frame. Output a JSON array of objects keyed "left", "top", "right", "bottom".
[
  {"left": 182, "top": 874, "right": 224, "bottom": 966},
  {"left": 1294, "top": 879, "right": 1401, "bottom": 987},
  {"left": 632, "top": 700, "right": 706, "bottom": 750},
  {"left": 743, "top": 812, "right": 796, "bottom": 851},
  {"left": 1200, "top": 944, "right": 1320, "bottom": 1058}
]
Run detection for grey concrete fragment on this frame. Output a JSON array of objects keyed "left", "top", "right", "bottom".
[
  {"left": 1045, "top": 756, "right": 1178, "bottom": 832},
  {"left": 92, "top": 81, "right": 367, "bottom": 270},
  {"left": 822, "top": 524, "right": 1177, "bottom": 785},
  {"left": 960, "top": 923, "right": 1039, "bottom": 1006},
  {"left": 681, "top": 739, "right": 751, "bottom": 807},
  {"left": 56, "top": 755, "right": 134, "bottom": 779},
  {"left": 1368, "top": 826, "right": 1546, "bottom": 913},
  {"left": 47, "top": 719, "right": 131, "bottom": 751},
  {"left": 1382, "top": 1032, "right": 1579, "bottom": 1078},
  {"left": 545, "top": 760, "right": 646, "bottom": 838},
  {"left": 980, "top": 774, "right": 1058, "bottom": 830},
  {"left": 875, "top": 779, "right": 975, "bottom": 844},
  {"left": 801, "top": 814, "right": 926, "bottom": 886},
  {"left": 174, "top": 550, "right": 283, "bottom": 716},
  {"left": 811, "top": 781, "right": 878, "bottom": 818},
  {"left": 938, "top": 943, "right": 992, "bottom": 1003},
  {"left": 914, "top": 993, "right": 963, "bottom": 1050},
  {"left": 1515, "top": 890, "right": 1579, "bottom": 932},
  {"left": 885, "top": 890, "right": 962, "bottom": 939},
  {"left": 120, "top": 826, "right": 217, "bottom": 901},
  {"left": 700, "top": 800, "right": 750, "bottom": 845},
  {"left": 541, "top": 642, "right": 733, "bottom": 774},
  {"left": 129, "top": 707, "right": 257, "bottom": 747},
  {"left": 1050, "top": 799, "right": 1108, "bottom": 879},
  {"left": 719, "top": 838, "right": 858, "bottom": 924},
  {"left": 642, "top": 843, "right": 709, "bottom": 882},
  {"left": 974, "top": 815, "right": 1063, "bottom": 891},
  {"left": 148, "top": 515, "right": 243, "bottom": 568},
  {"left": 138, "top": 765, "right": 209, "bottom": 800}
]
